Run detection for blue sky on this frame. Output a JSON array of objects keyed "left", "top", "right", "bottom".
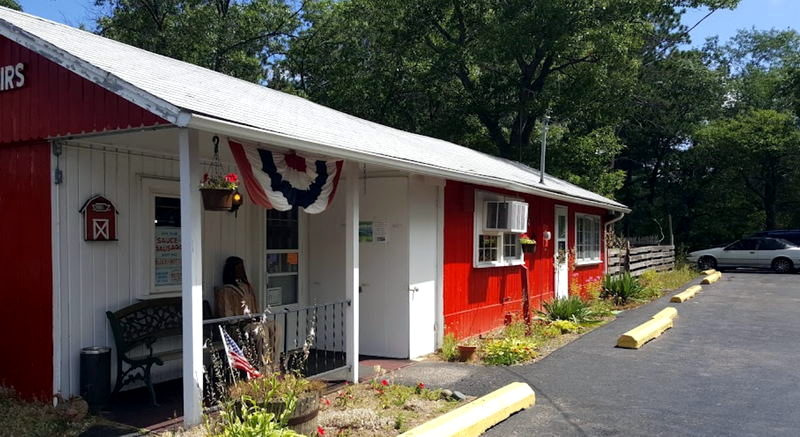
[{"left": 16, "top": 0, "right": 800, "bottom": 45}]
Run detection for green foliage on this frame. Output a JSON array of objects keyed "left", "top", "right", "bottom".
[
  {"left": 602, "top": 273, "right": 644, "bottom": 305},
  {"left": 549, "top": 320, "right": 582, "bottom": 334},
  {"left": 94, "top": 0, "right": 302, "bottom": 83},
  {"left": 440, "top": 333, "right": 459, "bottom": 362},
  {"left": 0, "top": 0, "right": 21, "bottom": 11},
  {"left": 503, "top": 321, "right": 529, "bottom": 339},
  {"left": 541, "top": 296, "right": 594, "bottom": 323},
  {"left": 482, "top": 338, "right": 538, "bottom": 366},
  {"left": 228, "top": 372, "right": 323, "bottom": 425},
  {"left": 211, "top": 404, "right": 304, "bottom": 437},
  {"left": 640, "top": 267, "right": 698, "bottom": 293}
]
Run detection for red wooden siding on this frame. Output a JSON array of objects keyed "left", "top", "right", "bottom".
[
  {"left": 0, "top": 142, "right": 53, "bottom": 399},
  {"left": 0, "top": 36, "right": 167, "bottom": 144},
  {"left": 443, "top": 181, "right": 607, "bottom": 339}
]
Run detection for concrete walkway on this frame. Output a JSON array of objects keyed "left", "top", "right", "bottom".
[{"left": 392, "top": 272, "right": 800, "bottom": 436}]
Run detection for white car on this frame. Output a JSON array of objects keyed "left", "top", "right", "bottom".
[{"left": 687, "top": 237, "right": 800, "bottom": 273}]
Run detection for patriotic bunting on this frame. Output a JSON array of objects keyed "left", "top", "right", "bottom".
[{"left": 228, "top": 139, "right": 343, "bottom": 214}]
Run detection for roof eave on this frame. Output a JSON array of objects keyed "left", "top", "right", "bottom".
[{"left": 187, "top": 113, "right": 631, "bottom": 213}]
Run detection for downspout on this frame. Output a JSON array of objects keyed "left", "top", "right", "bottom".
[{"left": 604, "top": 211, "right": 626, "bottom": 275}]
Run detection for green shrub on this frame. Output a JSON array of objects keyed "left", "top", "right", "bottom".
[
  {"left": 549, "top": 320, "right": 582, "bottom": 334},
  {"left": 541, "top": 296, "right": 594, "bottom": 322},
  {"left": 440, "top": 333, "right": 459, "bottom": 362},
  {"left": 211, "top": 405, "right": 304, "bottom": 437},
  {"left": 503, "top": 320, "right": 528, "bottom": 339},
  {"left": 602, "top": 273, "right": 644, "bottom": 305},
  {"left": 482, "top": 337, "right": 538, "bottom": 365}
]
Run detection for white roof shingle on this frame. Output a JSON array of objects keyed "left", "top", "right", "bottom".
[{"left": 0, "top": 7, "right": 628, "bottom": 211}]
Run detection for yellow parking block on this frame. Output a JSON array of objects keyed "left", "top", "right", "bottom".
[
  {"left": 651, "top": 307, "right": 678, "bottom": 321},
  {"left": 399, "top": 382, "right": 535, "bottom": 437},
  {"left": 671, "top": 285, "right": 702, "bottom": 303},
  {"left": 701, "top": 271, "right": 722, "bottom": 284},
  {"left": 616, "top": 316, "right": 673, "bottom": 349},
  {"left": 701, "top": 269, "right": 717, "bottom": 275}
]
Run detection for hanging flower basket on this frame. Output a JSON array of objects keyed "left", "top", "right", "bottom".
[
  {"left": 200, "top": 187, "right": 235, "bottom": 211},
  {"left": 520, "top": 233, "right": 537, "bottom": 253}
]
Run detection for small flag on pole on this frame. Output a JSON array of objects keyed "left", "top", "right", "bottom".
[{"left": 219, "top": 326, "right": 262, "bottom": 380}]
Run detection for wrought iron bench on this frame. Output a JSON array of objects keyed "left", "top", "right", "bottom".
[{"left": 106, "top": 297, "right": 216, "bottom": 405}]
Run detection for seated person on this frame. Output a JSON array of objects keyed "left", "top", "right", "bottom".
[{"left": 215, "top": 256, "right": 283, "bottom": 371}]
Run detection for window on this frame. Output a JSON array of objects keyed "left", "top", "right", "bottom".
[
  {"left": 758, "top": 238, "right": 787, "bottom": 250},
  {"left": 265, "top": 207, "right": 300, "bottom": 306},
  {"left": 726, "top": 239, "right": 759, "bottom": 251},
  {"left": 143, "top": 177, "right": 182, "bottom": 296},
  {"left": 575, "top": 214, "right": 601, "bottom": 264},
  {"left": 474, "top": 191, "right": 526, "bottom": 268}
]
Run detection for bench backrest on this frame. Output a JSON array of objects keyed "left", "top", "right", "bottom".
[{"left": 106, "top": 297, "right": 182, "bottom": 353}]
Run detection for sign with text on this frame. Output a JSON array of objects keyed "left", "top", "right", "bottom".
[
  {"left": 154, "top": 226, "right": 181, "bottom": 288},
  {"left": 0, "top": 63, "right": 25, "bottom": 92}
]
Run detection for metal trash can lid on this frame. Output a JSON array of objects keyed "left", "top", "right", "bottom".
[{"left": 81, "top": 346, "right": 110, "bottom": 354}]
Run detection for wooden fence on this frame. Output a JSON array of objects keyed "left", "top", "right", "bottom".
[{"left": 608, "top": 244, "right": 675, "bottom": 276}]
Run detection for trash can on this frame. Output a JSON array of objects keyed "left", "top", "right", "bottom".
[{"left": 80, "top": 346, "right": 111, "bottom": 412}]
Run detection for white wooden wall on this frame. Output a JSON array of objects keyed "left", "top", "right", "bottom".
[{"left": 54, "top": 143, "right": 261, "bottom": 396}]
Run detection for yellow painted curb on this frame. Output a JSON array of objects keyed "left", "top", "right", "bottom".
[
  {"left": 670, "top": 285, "right": 702, "bottom": 303},
  {"left": 616, "top": 316, "right": 673, "bottom": 349},
  {"left": 702, "top": 271, "right": 722, "bottom": 284},
  {"left": 399, "top": 382, "right": 535, "bottom": 437},
  {"left": 651, "top": 307, "right": 678, "bottom": 321},
  {"left": 701, "top": 269, "right": 717, "bottom": 275}
]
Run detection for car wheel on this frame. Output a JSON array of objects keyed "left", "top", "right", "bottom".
[
  {"left": 772, "top": 257, "right": 794, "bottom": 274},
  {"left": 698, "top": 256, "right": 717, "bottom": 271}
]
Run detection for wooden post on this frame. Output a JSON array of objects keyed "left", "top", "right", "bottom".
[
  {"left": 345, "top": 162, "right": 360, "bottom": 383},
  {"left": 179, "top": 128, "right": 203, "bottom": 426}
]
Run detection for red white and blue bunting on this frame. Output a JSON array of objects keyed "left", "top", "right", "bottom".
[{"left": 228, "top": 139, "right": 343, "bottom": 214}]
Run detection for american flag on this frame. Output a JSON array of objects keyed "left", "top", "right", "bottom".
[{"left": 219, "top": 326, "right": 262, "bottom": 380}]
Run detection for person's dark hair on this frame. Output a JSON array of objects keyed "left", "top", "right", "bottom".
[{"left": 223, "top": 256, "right": 248, "bottom": 285}]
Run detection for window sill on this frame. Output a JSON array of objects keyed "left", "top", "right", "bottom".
[
  {"left": 138, "top": 292, "right": 181, "bottom": 300},
  {"left": 574, "top": 259, "right": 602, "bottom": 267},
  {"left": 474, "top": 259, "right": 525, "bottom": 269}
]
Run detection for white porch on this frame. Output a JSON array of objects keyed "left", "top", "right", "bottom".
[{"left": 51, "top": 127, "right": 444, "bottom": 424}]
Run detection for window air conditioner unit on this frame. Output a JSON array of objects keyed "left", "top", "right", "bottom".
[{"left": 484, "top": 200, "right": 528, "bottom": 233}]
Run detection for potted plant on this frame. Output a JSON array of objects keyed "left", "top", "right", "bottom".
[
  {"left": 520, "top": 233, "right": 537, "bottom": 253},
  {"left": 228, "top": 372, "right": 325, "bottom": 435},
  {"left": 200, "top": 172, "right": 239, "bottom": 211},
  {"left": 457, "top": 339, "right": 478, "bottom": 362}
]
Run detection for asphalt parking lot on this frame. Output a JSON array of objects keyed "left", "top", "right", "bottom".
[{"left": 393, "top": 271, "right": 800, "bottom": 436}]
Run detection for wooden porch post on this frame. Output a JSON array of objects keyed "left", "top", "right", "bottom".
[
  {"left": 345, "top": 162, "right": 360, "bottom": 383},
  {"left": 179, "top": 128, "right": 204, "bottom": 426}
]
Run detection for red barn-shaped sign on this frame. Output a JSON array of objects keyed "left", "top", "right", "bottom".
[{"left": 80, "top": 195, "right": 118, "bottom": 241}]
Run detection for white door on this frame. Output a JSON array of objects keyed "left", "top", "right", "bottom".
[
  {"left": 407, "top": 178, "right": 439, "bottom": 358},
  {"left": 554, "top": 206, "right": 569, "bottom": 299},
  {"left": 358, "top": 178, "right": 409, "bottom": 358}
]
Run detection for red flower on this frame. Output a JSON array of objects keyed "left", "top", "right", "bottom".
[
  {"left": 417, "top": 382, "right": 425, "bottom": 389},
  {"left": 202, "top": 173, "right": 209, "bottom": 183},
  {"left": 321, "top": 398, "right": 331, "bottom": 406},
  {"left": 381, "top": 379, "right": 389, "bottom": 386},
  {"left": 225, "top": 173, "right": 239, "bottom": 184},
  {"left": 317, "top": 426, "right": 326, "bottom": 436}
]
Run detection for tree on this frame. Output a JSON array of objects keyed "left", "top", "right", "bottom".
[
  {"left": 0, "top": 0, "right": 21, "bottom": 11},
  {"left": 94, "top": 0, "right": 304, "bottom": 82},
  {"left": 694, "top": 109, "right": 800, "bottom": 231}
]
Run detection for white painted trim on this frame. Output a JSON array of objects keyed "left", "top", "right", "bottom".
[
  {"left": 574, "top": 213, "right": 602, "bottom": 265},
  {"left": 186, "top": 115, "right": 631, "bottom": 213},
  {"left": 554, "top": 205, "right": 569, "bottom": 299},
  {"left": 50, "top": 143, "right": 61, "bottom": 398},
  {"left": 178, "top": 128, "right": 204, "bottom": 426},
  {"left": 435, "top": 183, "right": 445, "bottom": 348},
  {"left": 344, "top": 163, "right": 360, "bottom": 383}
]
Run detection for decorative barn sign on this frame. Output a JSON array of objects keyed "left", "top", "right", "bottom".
[
  {"left": 228, "top": 139, "right": 343, "bottom": 214},
  {"left": 80, "top": 195, "right": 118, "bottom": 241},
  {"left": 0, "top": 63, "right": 25, "bottom": 92}
]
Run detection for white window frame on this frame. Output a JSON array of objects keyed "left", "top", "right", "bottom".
[
  {"left": 262, "top": 208, "right": 307, "bottom": 310},
  {"left": 575, "top": 213, "right": 602, "bottom": 265},
  {"left": 141, "top": 177, "right": 182, "bottom": 297},
  {"left": 473, "top": 190, "right": 525, "bottom": 268}
]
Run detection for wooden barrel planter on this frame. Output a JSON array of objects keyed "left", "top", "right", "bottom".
[
  {"left": 264, "top": 391, "right": 320, "bottom": 435},
  {"left": 200, "top": 188, "right": 234, "bottom": 211}
]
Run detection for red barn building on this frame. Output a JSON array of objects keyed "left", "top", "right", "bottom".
[{"left": 0, "top": 8, "right": 627, "bottom": 424}]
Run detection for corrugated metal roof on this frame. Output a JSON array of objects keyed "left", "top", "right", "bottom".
[{"left": 0, "top": 7, "right": 628, "bottom": 211}]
